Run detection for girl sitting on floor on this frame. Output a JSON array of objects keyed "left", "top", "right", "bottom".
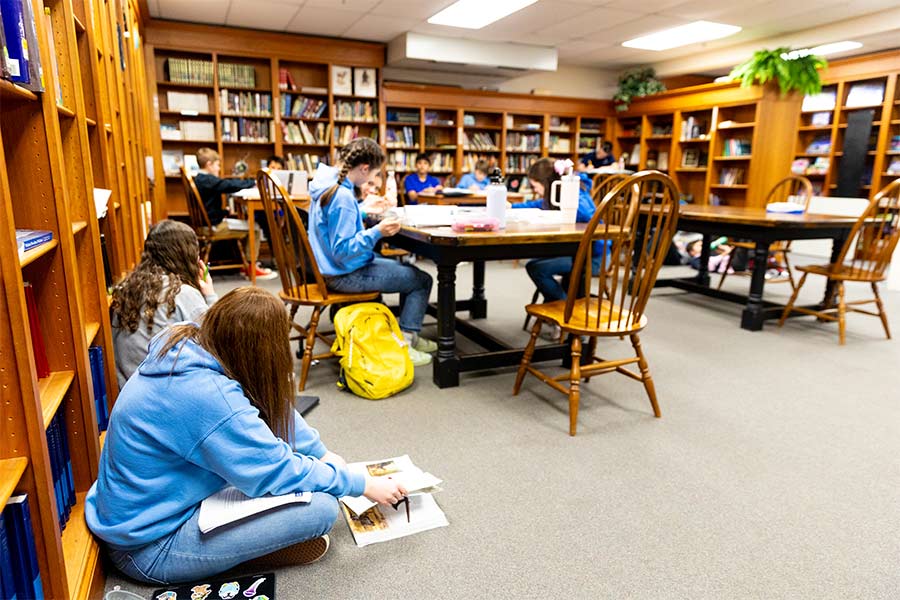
[
  {"left": 110, "top": 220, "right": 217, "bottom": 389},
  {"left": 86, "top": 287, "right": 407, "bottom": 584}
]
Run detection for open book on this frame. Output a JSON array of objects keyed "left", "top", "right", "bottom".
[
  {"left": 198, "top": 486, "right": 312, "bottom": 534},
  {"left": 340, "top": 455, "right": 442, "bottom": 517}
]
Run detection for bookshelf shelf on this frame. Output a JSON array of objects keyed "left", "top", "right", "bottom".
[
  {"left": 548, "top": 150, "right": 574, "bottom": 155},
  {"left": 221, "top": 113, "right": 274, "bottom": 118},
  {"left": 676, "top": 168, "right": 708, "bottom": 173},
  {"left": 334, "top": 119, "right": 379, "bottom": 125},
  {"left": 85, "top": 322, "right": 100, "bottom": 345},
  {"left": 99, "top": 431, "right": 107, "bottom": 450},
  {"left": 332, "top": 94, "right": 378, "bottom": 101},
  {"left": 61, "top": 493, "right": 101, "bottom": 600},
  {"left": 507, "top": 127, "right": 542, "bottom": 133},
  {"left": 19, "top": 240, "right": 60, "bottom": 268},
  {"left": 841, "top": 103, "right": 884, "bottom": 111},
  {"left": 159, "top": 110, "right": 215, "bottom": 117},
  {"left": 464, "top": 125, "right": 502, "bottom": 131},
  {"left": 795, "top": 153, "right": 831, "bottom": 158},
  {"left": 506, "top": 149, "right": 541, "bottom": 154},
  {"left": 73, "top": 14, "right": 86, "bottom": 33},
  {"left": 0, "top": 79, "right": 38, "bottom": 101},
  {"left": 282, "top": 142, "right": 329, "bottom": 147},
  {"left": 714, "top": 156, "right": 752, "bottom": 161},
  {"left": 617, "top": 134, "right": 640, "bottom": 139},
  {"left": 281, "top": 116, "right": 329, "bottom": 122},
  {"left": 39, "top": 370, "right": 76, "bottom": 429},
  {"left": 58, "top": 104, "right": 77, "bottom": 118},
  {"left": 717, "top": 122, "right": 756, "bottom": 130},
  {"left": 85, "top": 117, "right": 96, "bottom": 127},
  {"left": 679, "top": 138, "right": 710, "bottom": 143},
  {"left": 72, "top": 221, "right": 88, "bottom": 235},
  {"left": 710, "top": 184, "right": 749, "bottom": 189},
  {"left": 221, "top": 140, "right": 274, "bottom": 145},
  {"left": 798, "top": 125, "right": 833, "bottom": 131},
  {"left": 424, "top": 124, "right": 457, "bottom": 129},
  {"left": 425, "top": 146, "right": 456, "bottom": 151},
  {"left": 0, "top": 457, "right": 28, "bottom": 509},
  {"left": 647, "top": 134, "right": 672, "bottom": 139},
  {"left": 220, "top": 86, "right": 271, "bottom": 92},
  {"left": 386, "top": 120, "right": 420, "bottom": 126},
  {"left": 162, "top": 138, "right": 217, "bottom": 144},
  {"left": 157, "top": 81, "right": 214, "bottom": 90}
]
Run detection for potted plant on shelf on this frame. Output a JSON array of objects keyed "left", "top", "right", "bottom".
[
  {"left": 613, "top": 67, "right": 666, "bottom": 112},
  {"left": 728, "top": 48, "right": 827, "bottom": 95}
]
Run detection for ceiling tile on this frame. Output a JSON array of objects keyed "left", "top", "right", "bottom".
[
  {"left": 529, "top": 7, "right": 642, "bottom": 44},
  {"left": 410, "top": 22, "right": 477, "bottom": 38},
  {"left": 476, "top": 1, "right": 591, "bottom": 35},
  {"left": 370, "top": 0, "right": 454, "bottom": 20},
  {"left": 601, "top": 0, "right": 688, "bottom": 10},
  {"left": 285, "top": 6, "right": 366, "bottom": 37},
  {"left": 225, "top": 0, "right": 301, "bottom": 31},
  {"left": 341, "top": 14, "right": 422, "bottom": 42},
  {"left": 157, "top": 0, "right": 230, "bottom": 23},
  {"left": 304, "top": 0, "right": 381, "bottom": 9},
  {"left": 593, "top": 14, "right": 689, "bottom": 44}
]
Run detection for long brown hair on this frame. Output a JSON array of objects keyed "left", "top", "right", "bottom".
[
  {"left": 319, "top": 138, "right": 385, "bottom": 207},
  {"left": 527, "top": 158, "right": 561, "bottom": 210},
  {"left": 112, "top": 220, "right": 201, "bottom": 334},
  {"left": 159, "top": 287, "right": 296, "bottom": 442}
]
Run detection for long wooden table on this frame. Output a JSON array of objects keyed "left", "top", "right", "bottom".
[
  {"left": 237, "top": 193, "right": 310, "bottom": 284},
  {"left": 653, "top": 205, "right": 858, "bottom": 330},
  {"left": 389, "top": 221, "right": 619, "bottom": 388},
  {"left": 414, "top": 190, "right": 525, "bottom": 205}
]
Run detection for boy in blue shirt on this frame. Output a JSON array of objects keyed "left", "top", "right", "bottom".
[
  {"left": 403, "top": 153, "right": 442, "bottom": 204},
  {"left": 457, "top": 159, "right": 489, "bottom": 191},
  {"left": 579, "top": 140, "right": 615, "bottom": 170}
]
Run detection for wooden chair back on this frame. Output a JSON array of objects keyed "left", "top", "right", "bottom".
[
  {"left": 833, "top": 178, "right": 900, "bottom": 279},
  {"left": 565, "top": 171, "right": 680, "bottom": 330},
  {"left": 591, "top": 173, "right": 629, "bottom": 206},
  {"left": 180, "top": 166, "right": 212, "bottom": 232},
  {"left": 256, "top": 169, "right": 330, "bottom": 301},
  {"left": 766, "top": 175, "right": 814, "bottom": 209}
]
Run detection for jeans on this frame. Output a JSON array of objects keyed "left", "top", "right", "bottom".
[
  {"left": 106, "top": 492, "right": 339, "bottom": 585},
  {"left": 326, "top": 257, "right": 433, "bottom": 333},
  {"left": 526, "top": 255, "right": 604, "bottom": 302}
]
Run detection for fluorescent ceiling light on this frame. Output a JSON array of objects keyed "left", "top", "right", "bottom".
[
  {"left": 427, "top": 0, "right": 538, "bottom": 30},
  {"left": 622, "top": 21, "right": 741, "bottom": 51},
  {"left": 782, "top": 41, "right": 863, "bottom": 60}
]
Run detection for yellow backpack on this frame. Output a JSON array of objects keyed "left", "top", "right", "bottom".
[{"left": 331, "top": 302, "right": 414, "bottom": 400}]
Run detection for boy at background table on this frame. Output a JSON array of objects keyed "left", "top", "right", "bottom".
[{"left": 403, "top": 153, "right": 442, "bottom": 204}]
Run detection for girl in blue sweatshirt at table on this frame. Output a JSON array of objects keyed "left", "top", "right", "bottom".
[
  {"left": 512, "top": 158, "right": 606, "bottom": 311},
  {"left": 308, "top": 138, "right": 436, "bottom": 366},
  {"left": 86, "top": 287, "right": 407, "bottom": 584},
  {"left": 457, "top": 159, "right": 490, "bottom": 191}
]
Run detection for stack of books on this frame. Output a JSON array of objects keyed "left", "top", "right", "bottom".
[
  {"left": 1, "top": 495, "right": 44, "bottom": 599},
  {"left": 166, "top": 57, "right": 213, "bottom": 85},
  {"left": 336, "top": 100, "right": 377, "bottom": 122},
  {"left": 385, "top": 126, "right": 417, "bottom": 149},
  {"left": 387, "top": 110, "right": 420, "bottom": 124},
  {"left": 282, "top": 94, "right": 327, "bottom": 119},
  {"left": 46, "top": 410, "right": 75, "bottom": 531},
  {"left": 278, "top": 67, "right": 297, "bottom": 91},
  {"left": 805, "top": 135, "right": 831, "bottom": 155},
  {"left": 217, "top": 62, "right": 256, "bottom": 88},
  {"left": 424, "top": 111, "right": 453, "bottom": 126},
  {"left": 220, "top": 89, "right": 272, "bottom": 116},
  {"left": 721, "top": 138, "right": 751, "bottom": 156},
  {"left": 506, "top": 132, "right": 540, "bottom": 152},
  {"left": 506, "top": 154, "right": 539, "bottom": 172},
  {"left": 16, "top": 229, "right": 52, "bottom": 257},
  {"left": 718, "top": 167, "right": 745, "bottom": 185},
  {"left": 180, "top": 120, "right": 215, "bottom": 141},
  {"left": 548, "top": 135, "right": 571, "bottom": 152},
  {"left": 461, "top": 131, "right": 497, "bottom": 151}
]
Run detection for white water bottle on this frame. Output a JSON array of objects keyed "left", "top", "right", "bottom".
[
  {"left": 485, "top": 168, "right": 507, "bottom": 229},
  {"left": 385, "top": 169, "right": 398, "bottom": 207}
]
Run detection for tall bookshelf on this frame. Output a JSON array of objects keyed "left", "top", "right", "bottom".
[{"left": 1, "top": 0, "right": 152, "bottom": 597}]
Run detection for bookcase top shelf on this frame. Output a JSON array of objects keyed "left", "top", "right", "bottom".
[{"left": 19, "top": 239, "right": 60, "bottom": 269}]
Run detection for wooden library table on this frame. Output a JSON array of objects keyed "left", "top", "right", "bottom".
[
  {"left": 237, "top": 193, "right": 311, "bottom": 284},
  {"left": 414, "top": 190, "right": 525, "bottom": 205},
  {"left": 389, "top": 221, "right": 621, "bottom": 388},
  {"left": 651, "top": 204, "right": 858, "bottom": 331}
]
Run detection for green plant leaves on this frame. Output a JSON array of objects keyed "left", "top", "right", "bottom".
[
  {"left": 728, "top": 48, "right": 827, "bottom": 96},
  {"left": 613, "top": 67, "right": 666, "bottom": 111}
]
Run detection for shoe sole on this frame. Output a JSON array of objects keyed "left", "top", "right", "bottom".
[{"left": 239, "top": 535, "right": 330, "bottom": 571}]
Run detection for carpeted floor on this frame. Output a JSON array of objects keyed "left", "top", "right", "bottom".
[{"left": 106, "top": 258, "right": 900, "bottom": 599}]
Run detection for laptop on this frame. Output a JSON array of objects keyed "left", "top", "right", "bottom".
[{"left": 271, "top": 169, "right": 308, "bottom": 196}]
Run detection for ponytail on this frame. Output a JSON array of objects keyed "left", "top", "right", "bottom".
[{"left": 320, "top": 138, "right": 385, "bottom": 207}]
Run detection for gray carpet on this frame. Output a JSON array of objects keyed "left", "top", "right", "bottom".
[{"left": 106, "top": 258, "right": 900, "bottom": 599}]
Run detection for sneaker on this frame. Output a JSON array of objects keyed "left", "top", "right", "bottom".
[
  {"left": 413, "top": 335, "right": 438, "bottom": 353},
  {"left": 244, "top": 263, "right": 278, "bottom": 280},
  {"left": 407, "top": 345, "right": 433, "bottom": 366},
  {"left": 539, "top": 324, "right": 563, "bottom": 342},
  {"left": 240, "top": 535, "right": 330, "bottom": 570}
]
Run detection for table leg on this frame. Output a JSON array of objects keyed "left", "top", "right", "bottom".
[
  {"left": 247, "top": 207, "right": 257, "bottom": 285},
  {"left": 470, "top": 260, "right": 487, "bottom": 319},
  {"left": 434, "top": 262, "right": 460, "bottom": 388},
  {"left": 740, "top": 240, "right": 771, "bottom": 331},
  {"left": 696, "top": 233, "right": 712, "bottom": 287},
  {"left": 821, "top": 234, "right": 846, "bottom": 314}
]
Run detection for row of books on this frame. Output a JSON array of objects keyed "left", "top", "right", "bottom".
[
  {"left": 335, "top": 125, "right": 377, "bottom": 146},
  {"left": 221, "top": 118, "right": 272, "bottom": 143},
  {"left": 505, "top": 154, "right": 539, "bottom": 173},
  {"left": 47, "top": 410, "right": 75, "bottom": 532},
  {"left": 424, "top": 111, "right": 454, "bottom": 126},
  {"left": 386, "top": 110, "right": 419, "bottom": 124},
  {"left": 282, "top": 121, "right": 330, "bottom": 145},
  {"left": 161, "top": 150, "right": 199, "bottom": 176},
  {"left": 23, "top": 281, "right": 49, "bottom": 377},
  {"left": 166, "top": 91, "right": 209, "bottom": 113},
  {"left": 282, "top": 94, "right": 327, "bottom": 119},
  {"left": 887, "top": 159, "right": 900, "bottom": 175},
  {"left": 386, "top": 151, "right": 418, "bottom": 172},
  {"left": 220, "top": 89, "right": 272, "bottom": 116},
  {"left": 805, "top": 135, "right": 831, "bottom": 155},
  {"left": 285, "top": 152, "right": 325, "bottom": 174},
  {"left": 680, "top": 116, "right": 708, "bottom": 140},
  {"left": 549, "top": 116, "right": 572, "bottom": 131},
  {"left": 506, "top": 133, "right": 540, "bottom": 152},
  {"left": 385, "top": 126, "right": 417, "bottom": 149},
  {"left": 166, "top": 57, "right": 213, "bottom": 85},
  {"left": 89, "top": 346, "right": 109, "bottom": 431},
  {"left": 335, "top": 100, "right": 377, "bottom": 122},
  {"left": 891, "top": 135, "right": 900, "bottom": 152},
  {"left": 721, "top": 138, "right": 751, "bottom": 157},
  {"left": 161, "top": 121, "right": 215, "bottom": 142},
  {"left": 505, "top": 116, "right": 541, "bottom": 130},
  {"left": 0, "top": 0, "right": 45, "bottom": 92},
  {"left": 548, "top": 136, "right": 571, "bottom": 153},
  {"left": 429, "top": 153, "right": 454, "bottom": 172},
  {"left": 792, "top": 157, "right": 830, "bottom": 175},
  {"left": 1, "top": 495, "right": 44, "bottom": 599},
  {"left": 218, "top": 62, "right": 256, "bottom": 88},
  {"left": 718, "top": 167, "right": 745, "bottom": 185},
  {"left": 650, "top": 123, "right": 673, "bottom": 136},
  {"left": 461, "top": 132, "right": 498, "bottom": 151}
]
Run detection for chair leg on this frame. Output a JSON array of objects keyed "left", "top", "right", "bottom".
[
  {"left": 522, "top": 289, "right": 541, "bottom": 332},
  {"left": 568, "top": 336, "right": 582, "bottom": 436},
  {"left": 584, "top": 337, "right": 598, "bottom": 382},
  {"left": 716, "top": 252, "right": 733, "bottom": 291},
  {"left": 202, "top": 242, "right": 211, "bottom": 266},
  {"left": 778, "top": 272, "right": 808, "bottom": 327},
  {"left": 513, "top": 320, "right": 542, "bottom": 395},
  {"left": 782, "top": 252, "right": 796, "bottom": 291},
  {"left": 299, "top": 307, "right": 321, "bottom": 391},
  {"left": 236, "top": 237, "right": 250, "bottom": 271},
  {"left": 871, "top": 283, "right": 891, "bottom": 340},
  {"left": 837, "top": 282, "right": 846, "bottom": 346},
  {"left": 631, "top": 333, "right": 660, "bottom": 418}
]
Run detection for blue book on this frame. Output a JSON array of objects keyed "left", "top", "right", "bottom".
[
  {"left": 15, "top": 229, "right": 53, "bottom": 254},
  {"left": 46, "top": 416, "right": 65, "bottom": 530},
  {"left": 3, "top": 496, "right": 44, "bottom": 599},
  {"left": 89, "top": 347, "right": 109, "bottom": 431},
  {"left": 0, "top": 516, "right": 19, "bottom": 600},
  {"left": 58, "top": 413, "right": 76, "bottom": 516},
  {"left": 0, "top": 0, "right": 28, "bottom": 83}
]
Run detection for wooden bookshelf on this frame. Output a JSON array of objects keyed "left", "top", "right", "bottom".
[{"left": 0, "top": 0, "right": 151, "bottom": 598}]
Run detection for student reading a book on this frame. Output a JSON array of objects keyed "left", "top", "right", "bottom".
[
  {"left": 457, "top": 159, "right": 490, "bottom": 191},
  {"left": 87, "top": 287, "right": 408, "bottom": 584},
  {"left": 110, "top": 220, "right": 217, "bottom": 389},
  {"left": 266, "top": 155, "right": 286, "bottom": 170},
  {"left": 309, "top": 138, "right": 436, "bottom": 366},
  {"left": 402, "top": 153, "right": 442, "bottom": 204},
  {"left": 578, "top": 140, "right": 615, "bottom": 170},
  {"left": 194, "top": 147, "right": 276, "bottom": 280}
]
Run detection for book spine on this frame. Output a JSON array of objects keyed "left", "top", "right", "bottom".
[
  {"left": 23, "top": 282, "right": 50, "bottom": 378},
  {"left": 0, "top": 0, "right": 29, "bottom": 83},
  {"left": 21, "top": 231, "right": 52, "bottom": 251},
  {"left": 4, "top": 496, "right": 43, "bottom": 599},
  {"left": 47, "top": 415, "right": 64, "bottom": 530},
  {"left": 0, "top": 515, "right": 18, "bottom": 600}
]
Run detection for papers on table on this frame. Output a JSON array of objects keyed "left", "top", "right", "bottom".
[
  {"left": 396, "top": 205, "right": 569, "bottom": 228},
  {"left": 198, "top": 485, "right": 312, "bottom": 534},
  {"left": 232, "top": 187, "right": 261, "bottom": 199},
  {"left": 765, "top": 202, "right": 805, "bottom": 214},
  {"left": 504, "top": 208, "right": 568, "bottom": 224}
]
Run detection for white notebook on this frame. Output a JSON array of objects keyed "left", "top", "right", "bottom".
[{"left": 198, "top": 486, "right": 312, "bottom": 533}]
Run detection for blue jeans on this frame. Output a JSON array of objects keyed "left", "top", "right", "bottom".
[
  {"left": 106, "top": 492, "right": 339, "bottom": 585},
  {"left": 326, "top": 257, "right": 433, "bottom": 333},
  {"left": 526, "top": 256, "right": 604, "bottom": 302}
]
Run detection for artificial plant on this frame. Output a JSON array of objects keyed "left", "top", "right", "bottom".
[
  {"left": 613, "top": 67, "right": 666, "bottom": 111},
  {"left": 728, "top": 48, "right": 827, "bottom": 96}
]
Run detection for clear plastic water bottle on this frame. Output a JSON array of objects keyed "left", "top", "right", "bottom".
[
  {"left": 385, "top": 169, "right": 398, "bottom": 206},
  {"left": 485, "top": 168, "right": 507, "bottom": 229}
]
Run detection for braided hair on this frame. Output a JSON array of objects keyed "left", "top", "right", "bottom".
[{"left": 319, "top": 138, "right": 385, "bottom": 207}]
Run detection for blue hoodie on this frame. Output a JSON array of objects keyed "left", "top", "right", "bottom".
[
  {"left": 308, "top": 164, "right": 383, "bottom": 277},
  {"left": 85, "top": 330, "right": 366, "bottom": 549}
]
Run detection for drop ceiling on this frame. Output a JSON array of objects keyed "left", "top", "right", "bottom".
[{"left": 147, "top": 0, "right": 900, "bottom": 76}]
